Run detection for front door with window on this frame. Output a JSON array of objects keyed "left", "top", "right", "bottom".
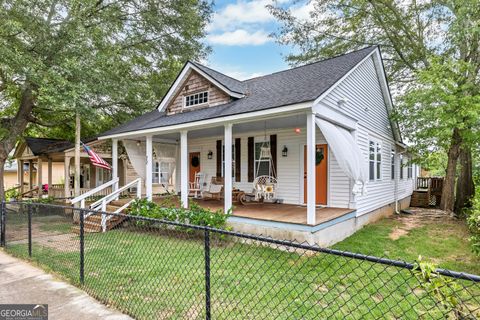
[
  {"left": 189, "top": 152, "right": 201, "bottom": 183},
  {"left": 304, "top": 144, "right": 328, "bottom": 205}
]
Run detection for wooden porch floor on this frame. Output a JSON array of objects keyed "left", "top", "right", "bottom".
[{"left": 191, "top": 199, "right": 354, "bottom": 226}]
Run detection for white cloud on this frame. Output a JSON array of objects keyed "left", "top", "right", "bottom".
[
  {"left": 207, "top": 0, "right": 276, "bottom": 32},
  {"left": 289, "top": 1, "right": 315, "bottom": 21},
  {"left": 206, "top": 29, "right": 271, "bottom": 46}
]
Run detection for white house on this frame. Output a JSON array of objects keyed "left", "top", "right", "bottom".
[{"left": 93, "top": 46, "right": 418, "bottom": 245}]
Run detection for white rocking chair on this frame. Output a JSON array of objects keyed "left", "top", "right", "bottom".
[
  {"left": 252, "top": 175, "right": 278, "bottom": 201},
  {"left": 189, "top": 172, "right": 206, "bottom": 198}
]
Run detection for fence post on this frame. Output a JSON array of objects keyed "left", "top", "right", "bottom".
[
  {"left": 0, "top": 200, "right": 5, "bottom": 247},
  {"left": 28, "top": 204, "right": 32, "bottom": 257},
  {"left": 204, "top": 229, "right": 211, "bottom": 320},
  {"left": 79, "top": 209, "right": 85, "bottom": 285}
]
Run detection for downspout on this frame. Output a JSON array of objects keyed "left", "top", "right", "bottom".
[{"left": 395, "top": 150, "right": 407, "bottom": 213}]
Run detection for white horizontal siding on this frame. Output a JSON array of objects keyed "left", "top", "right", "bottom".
[
  {"left": 319, "top": 55, "right": 415, "bottom": 216},
  {"left": 322, "top": 56, "right": 392, "bottom": 138}
]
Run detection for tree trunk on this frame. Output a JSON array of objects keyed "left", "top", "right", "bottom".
[
  {"left": 440, "top": 128, "right": 462, "bottom": 213},
  {"left": 0, "top": 85, "right": 35, "bottom": 200},
  {"left": 454, "top": 145, "right": 475, "bottom": 216},
  {"left": 0, "top": 157, "right": 6, "bottom": 201}
]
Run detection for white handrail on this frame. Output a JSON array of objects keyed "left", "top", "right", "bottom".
[
  {"left": 70, "top": 178, "right": 119, "bottom": 207},
  {"left": 90, "top": 178, "right": 141, "bottom": 210}
]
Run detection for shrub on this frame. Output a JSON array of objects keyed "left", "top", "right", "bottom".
[
  {"left": 128, "top": 197, "right": 231, "bottom": 230},
  {"left": 412, "top": 256, "right": 474, "bottom": 319},
  {"left": 466, "top": 195, "right": 480, "bottom": 256},
  {"left": 5, "top": 188, "right": 19, "bottom": 201}
]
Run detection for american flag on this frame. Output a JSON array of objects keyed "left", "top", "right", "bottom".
[{"left": 82, "top": 142, "right": 111, "bottom": 170}]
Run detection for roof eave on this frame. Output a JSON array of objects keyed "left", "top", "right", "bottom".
[{"left": 157, "top": 62, "right": 245, "bottom": 112}]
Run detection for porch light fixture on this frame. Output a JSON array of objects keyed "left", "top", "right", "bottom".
[
  {"left": 294, "top": 128, "right": 301, "bottom": 134},
  {"left": 282, "top": 145, "right": 288, "bottom": 157},
  {"left": 207, "top": 150, "right": 213, "bottom": 159},
  {"left": 136, "top": 140, "right": 141, "bottom": 147}
]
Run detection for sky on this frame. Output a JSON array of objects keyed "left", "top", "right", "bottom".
[{"left": 203, "top": 0, "right": 314, "bottom": 80}]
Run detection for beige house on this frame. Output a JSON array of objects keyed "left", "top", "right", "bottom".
[
  {"left": 13, "top": 137, "right": 131, "bottom": 199},
  {"left": 3, "top": 160, "right": 20, "bottom": 190}
]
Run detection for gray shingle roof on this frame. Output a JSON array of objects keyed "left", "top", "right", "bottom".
[
  {"left": 190, "top": 62, "right": 246, "bottom": 94},
  {"left": 25, "top": 138, "right": 74, "bottom": 155},
  {"left": 100, "top": 46, "right": 377, "bottom": 137}
]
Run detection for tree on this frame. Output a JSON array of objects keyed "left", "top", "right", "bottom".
[
  {"left": 0, "top": 0, "right": 212, "bottom": 198},
  {"left": 269, "top": 0, "right": 480, "bottom": 213}
]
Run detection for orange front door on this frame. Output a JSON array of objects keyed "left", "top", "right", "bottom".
[
  {"left": 189, "top": 152, "right": 201, "bottom": 183},
  {"left": 304, "top": 144, "right": 328, "bottom": 205}
]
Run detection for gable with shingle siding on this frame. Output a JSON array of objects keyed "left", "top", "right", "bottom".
[{"left": 167, "top": 70, "right": 232, "bottom": 115}]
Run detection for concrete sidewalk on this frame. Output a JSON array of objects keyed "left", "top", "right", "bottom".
[{"left": 0, "top": 250, "right": 132, "bottom": 320}]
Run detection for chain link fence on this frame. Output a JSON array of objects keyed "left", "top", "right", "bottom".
[{"left": 1, "top": 201, "right": 479, "bottom": 319}]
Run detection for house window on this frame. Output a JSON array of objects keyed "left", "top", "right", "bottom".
[
  {"left": 255, "top": 141, "right": 270, "bottom": 177},
  {"left": 221, "top": 145, "right": 235, "bottom": 177},
  {"left": 184, "top": 91, "right": 208, "bottom": 107},
  {"left": 391, "top": 149, "right": 395, "bottom": 180},
  {"left": 407, "top": 158, "right": 413, "bottom": 179},
  {"left": 400, "top": 155, "right": 404, "bottom": 179},
  {"left": 152, "top": 161, "right": 172, "bottom": 185},
  {"left": 96, "top": 167, "right": 112, "bottom": 187},
  {"left": 369, "top": 140, "right": 382, "bottom": 181}
]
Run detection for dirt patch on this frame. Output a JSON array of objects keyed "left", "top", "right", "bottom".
[{"left": 388, "top": 208, "right": 456, "bottom": 240}]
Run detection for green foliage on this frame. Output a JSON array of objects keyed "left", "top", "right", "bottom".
[
  {"left": 466, "top": 195, "right": 480, "bottom": 256},
  {"left": 396, "top": 58, "right": 480, "bottom": 160},
  {"left": 5, "top": 188, "right": 19, "bottom": 201},
  {"left": 412, "top": 256, "right": 474, "bottom": 319},
  {"left": 269, "top": 0, "right": 480, "bottom": 208},
  {"left": 128, "top": 198, "right": 231, "bottom": 230},
  {"left": 0, "top": 0, "right": 212, "bottom": 140}
]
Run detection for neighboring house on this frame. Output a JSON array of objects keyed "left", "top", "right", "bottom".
[
  {"left": 95, "top": 46, "right": 418, "bottom": 245},
  {"left": 13, "top": 137, "right": 128, "bottom": 198},
  {"left": 3, "top": 159, "right": 20, "bottom": 190}
]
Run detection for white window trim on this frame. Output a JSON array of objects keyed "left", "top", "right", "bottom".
[
  {"left": 152, "top": 159, "right": 173, "bottom": 185},
  {"left": 221, "top": 144, "right": 235, "bottom": 178},
  {"left": 183, "top": 90, "right": 209, "bottom": 108},
  {"left": 407, "top": 157, "right": 413, "bottom": 179},
  {"left": 399, "top": 154, "right": 404, "bottom": 179},
  {"left": 254, "top": 139, "right": 271, "bottom": 178},
  {"left": 390, "top": 147, "right": 395, "bottom": 180},
  {"left": 368, "top": 138, "right": 382, "bottom": 181}
]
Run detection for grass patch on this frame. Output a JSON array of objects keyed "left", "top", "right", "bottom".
[
  {"left": 333, "top": 214, "right": 480, "bottom": 275},
  {"left": 6, "top": 221, "right": 479, "bottom": 319}
]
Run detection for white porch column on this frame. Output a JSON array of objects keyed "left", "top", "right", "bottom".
[
  {"left": 47, "top": 158, "right": 52, "bottom": 197},
  {"left": 306, "top": 112, "right": 316, "bottom": 225},
  {"left": 37, "top": 158, "right": 43, "bottom": 198},
  {"left": 224, "top": 123, "right": 233, "bottom": 213},
  {"left": 180, "top": 131, "right": 188, "bottom": 208},
  {"left": 145, "top": 135, "right": 153, "bottom": 201},
  {"left": 64, "top": 156, "right": 71, "bottom": 198},
  {"left": 112, "top": 138, "right": 118, "bottom": 190}
]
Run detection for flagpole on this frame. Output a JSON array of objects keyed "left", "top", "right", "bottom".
[{"left": 74, "top": 112, "right": 81, "bottom": 201}]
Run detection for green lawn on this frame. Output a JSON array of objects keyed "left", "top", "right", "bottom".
[
  {"left": 333, "top": 212, "right": 480, "bottom": 275},
  {"left": 4, "top": 212, "right": 480, "bottom": 319}
]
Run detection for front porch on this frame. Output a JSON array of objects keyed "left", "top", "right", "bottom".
[
  {"left": 101, "top": 109, "right": 363, "bottom": 230},
  {"left": 193, "top": 199, "right": 354, "bottom": 226}
]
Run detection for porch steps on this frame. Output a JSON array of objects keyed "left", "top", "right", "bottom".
[{"left": 71, "top": 198, "right": 133, "bottom": 234}]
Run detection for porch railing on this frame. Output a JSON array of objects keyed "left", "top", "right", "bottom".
[
  {"left": 70, "top": 178, "right": 120, "bottom": 209},
  {"left": 88, "top": 178, "right": 142, "bottom": 232},
  {"left": 416, "top": 177, "right": 444, "bottom": 194}
]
